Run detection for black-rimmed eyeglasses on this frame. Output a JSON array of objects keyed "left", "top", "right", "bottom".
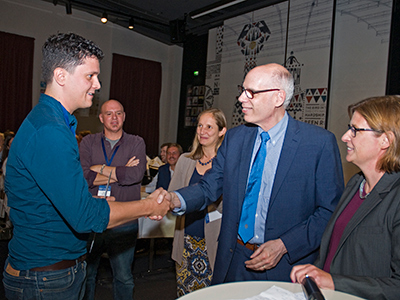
[
  {"left": 238, "top": 85, "right": 280, "bottom": 99},
  {"left": 347, "top": 124, "right": 382, "bottom": 138}
]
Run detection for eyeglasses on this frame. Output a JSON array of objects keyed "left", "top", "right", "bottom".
[
  {"left": 238, "top": 85, "right": 280, "bottom": 99},
  {"left": 347, "top": 124, "right": 381, "bottom": 138}
]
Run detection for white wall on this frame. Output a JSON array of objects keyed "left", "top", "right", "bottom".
[
  {"left": 328, "top": 5, "right": 390, "bottom": 182},
  {"left": 206, "top": 1, "right": 391, "bottom": 183},
  {"left": 0, "top": 0, "right": 183, "bottom": 146}
]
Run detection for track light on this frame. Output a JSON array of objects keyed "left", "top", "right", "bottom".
[
  {"left": 128, "top": 18, "right": 134, "bottom": 30},
  {"left": 65, "top": 1, "right": 72, "bottom": 15},
  {"left": 101, "top": 12, "right": 108, "bottom": 24},
  {"left": 191, "top": 0, "right": 246, "bottom": 19}
]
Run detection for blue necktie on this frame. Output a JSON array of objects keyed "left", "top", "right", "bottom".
[{"left": 238, "top": 131, "right": 270, "bottom": 243}]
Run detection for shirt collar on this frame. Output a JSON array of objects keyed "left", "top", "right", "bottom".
[
  {"left": 101, "top": 131, "right": 125, "bottom": 143},
  {"left": 60, "top": 102, "right": 77, "bottom": 135},
  {"left": 258, "top": 112, "right": 288, "bottom": 146}
]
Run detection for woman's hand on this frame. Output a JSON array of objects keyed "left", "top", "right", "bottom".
[{"left": 290, "top": 264, "right": 335, "bottom": 290}]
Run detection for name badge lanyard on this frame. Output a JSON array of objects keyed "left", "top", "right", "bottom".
[
  {"left": 102, "top": 138, "right": 120, "bottom": 166},
  {"left": 89, "top": 138, "right": 120, "bottom": 254}
]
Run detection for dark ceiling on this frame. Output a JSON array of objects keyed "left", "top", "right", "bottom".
[{"left": 41, "top": 0, "right": 280, "bottom": 45}]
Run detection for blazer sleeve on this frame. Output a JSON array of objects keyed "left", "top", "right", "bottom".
[{"left": 177, "top": 135, "right": 227, "bottom": 213}]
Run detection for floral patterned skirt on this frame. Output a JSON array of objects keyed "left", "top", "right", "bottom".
[{"left": 176, "top": 234, "right": 213, "bottom": 297}]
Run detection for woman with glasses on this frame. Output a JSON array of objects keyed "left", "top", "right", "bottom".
[
  {"left": 169, "top": 108, "right": 227, "bottom": 297},
  {"left": 290, "top": 95, "right": 400, "bottom": 300}
]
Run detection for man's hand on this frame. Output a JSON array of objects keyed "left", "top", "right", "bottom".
[
  {"left": 160, "top": 190, "right": 181, "bottom": 210},
  {"left": 125, "top": 156, "right": 139, "bottom": 167},
  {"left": 145, "top": 188, "right": 171, "bottom": 221},
  {"left": 244, "top": 238, "right": 287, "bottom": 271},
  {"left": 290, "top": 264, "right": 334, "bottom": 290}
]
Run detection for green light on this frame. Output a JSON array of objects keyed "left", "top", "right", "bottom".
[{"left": 193, "top": 71, "right": 199, "bottom": 76}]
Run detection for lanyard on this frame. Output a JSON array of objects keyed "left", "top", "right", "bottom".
[{"left": 101, "top": 138, "right": 120, "bottom": 166}]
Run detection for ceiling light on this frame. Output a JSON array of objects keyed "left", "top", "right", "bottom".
[
  {"left": 101, "top": 12, "right": 108, "bottom": 24},
  {"left": 128, "top": 18, "right": 134, "bottom": 30},
  {"left": 191, "top": 0, "right": 246, "bottom": 19}
]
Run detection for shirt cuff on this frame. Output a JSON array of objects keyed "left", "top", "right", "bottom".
[{"left": 172, "top": 191, "right": 186, "bottom": 215}]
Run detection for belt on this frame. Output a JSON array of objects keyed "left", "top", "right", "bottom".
[
  {"left": 6, "top": 254, "right": 86, "bottom": 276},
  {"left": 237, "top": 239, "right": 259, "bottom": 251}
]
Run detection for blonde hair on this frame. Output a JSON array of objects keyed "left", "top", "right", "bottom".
[
  {"left": 348, "top": 95, "right": 400, "bottom": 173},
  {"left": 187, "top": 109, "right": 227, "bottom": 160}
]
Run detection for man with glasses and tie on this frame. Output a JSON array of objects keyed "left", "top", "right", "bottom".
[{"left": 163, "top": 63, "right": 344, "bottom": 284}]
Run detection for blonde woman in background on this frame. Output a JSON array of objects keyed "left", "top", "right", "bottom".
[{"left": 169, "top": 108, "right": 227, "bottom": 296}]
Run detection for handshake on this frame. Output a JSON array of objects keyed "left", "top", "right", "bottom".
[{"left": 144, "top": 188, "right": 181, "bottom": 220}]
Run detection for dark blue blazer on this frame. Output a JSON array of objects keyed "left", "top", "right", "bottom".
[
  {"left": 178, "top": 115, "right": 344, "bottom": 283},
  {"left": 156, "top": 163, "right": 171, "bottom": 190}
]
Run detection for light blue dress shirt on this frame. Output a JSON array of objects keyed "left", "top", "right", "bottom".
[{"left": 249, "top": 113, "right": 288, "bottom": 244}]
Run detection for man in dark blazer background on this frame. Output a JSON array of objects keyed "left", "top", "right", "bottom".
[
  {"left": 165, "top": 63, "right": 344, "bottom": 283},
  {"left": 156, "top": 143, "right": 182, "bottom": 190}
]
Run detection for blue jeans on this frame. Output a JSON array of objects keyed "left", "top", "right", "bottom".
[
  {"left": 84, "top": 223, "right": 138, "bottom": 300},
  {"left": 3, "top": 257, "right": 86, "bottom": 300}
]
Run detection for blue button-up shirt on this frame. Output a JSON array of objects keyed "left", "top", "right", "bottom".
[
  {"left": 250, "top": 113, "right": 288, "bottom": 244},
  {"left": 5, "top": 94, "right": 110, "bottom": 270}
]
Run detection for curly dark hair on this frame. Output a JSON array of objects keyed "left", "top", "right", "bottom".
[{"left": 42, "top": 33, "right": 104, "bottom": 83}]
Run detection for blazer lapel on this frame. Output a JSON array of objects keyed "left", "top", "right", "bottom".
[
  {"left": 269, "top": 117, "right": 300, "bottom": 208},
  {"left": 237, "top": 126, "right": 258, "bottom": 214},
  {"left": 317, "top": 175, "right": 362, "bottom": 265}
]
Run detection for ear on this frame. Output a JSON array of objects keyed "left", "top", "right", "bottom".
[
  {"left": 381, "top": 131, "right": 393, "bottom": 150},
  {"left": 99, "top": 113, "right": 104, "bottom": 124},
  {"left": 275, "top": 90, "right": 286, "bottom": 108},
  {"left": 53, "top": 67, "right": 67, "bottom": 86},
  {"left": 219, "top": 127, "right": 227, "bottom": 137}
]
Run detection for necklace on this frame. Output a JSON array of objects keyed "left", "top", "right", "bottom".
[
  {"left": 198, "top": 157, "right": 215, "bottom": 166},
  {"left": 359, "top": 179, "right": 370, "bottom": 199}
]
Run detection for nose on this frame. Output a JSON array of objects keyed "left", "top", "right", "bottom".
[
  {"left": 341, "top": 128, "right": 352, "bottom": 143},
  {"left": 238, "top": 91, "right": 247, "bottom": 103},
  {"left": 92, "top": 75, "right": 101, "bottom": 90}
]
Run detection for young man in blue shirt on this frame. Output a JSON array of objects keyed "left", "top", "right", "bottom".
[{"left": 3, "top": 33, "right": 169, "bottom": 300}]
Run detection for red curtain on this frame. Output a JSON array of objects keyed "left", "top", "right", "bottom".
[
  {"left": 0, "top": 31, "right": 34, "bottom": 133},
  {"left": 109, "top": 54, "right": 161, "bottom": 157}
]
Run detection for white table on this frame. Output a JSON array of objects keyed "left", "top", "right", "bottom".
[
  {"left": 138, "top": 192, "right": 176, "bottom": 239},
  {"left": 138, "top": 192, "right": 176, "bottom": 271},
  {"left": 178, "top": 281, "right": 365, "bottom": 300}
]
